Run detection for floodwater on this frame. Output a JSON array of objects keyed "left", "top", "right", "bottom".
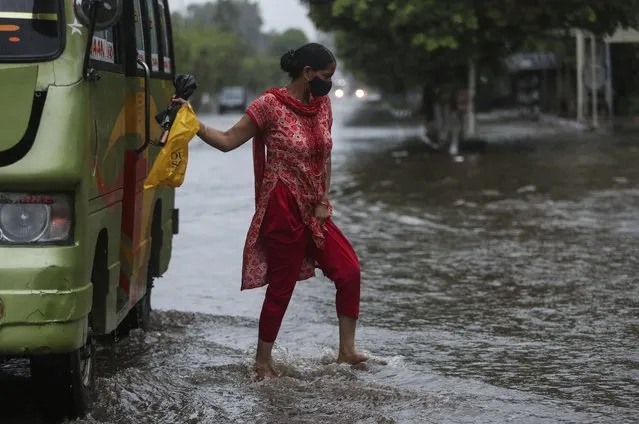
[{"left": 2, "top": 99, "right": 638, "bottom": 423}]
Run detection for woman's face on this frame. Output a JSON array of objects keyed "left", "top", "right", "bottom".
[
  {"left": 303, "top": 62, "right": 336, "bottom": 83},
  {"left": 302, "top": 62, "right": 336, "bottom": 97}
]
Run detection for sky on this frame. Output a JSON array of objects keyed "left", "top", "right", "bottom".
[{"left": 167, "top": 0, "right": 318, "bottom": 39}]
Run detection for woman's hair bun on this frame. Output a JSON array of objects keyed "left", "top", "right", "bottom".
[{"left": 280, "top": 49, "right": 297, "bottom": 73}]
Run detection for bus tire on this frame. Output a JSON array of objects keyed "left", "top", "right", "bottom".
[{"left": 31, "top": 329, "right": 96, "bottom": 420}]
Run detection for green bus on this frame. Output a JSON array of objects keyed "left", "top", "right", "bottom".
[{"left": 0, "top": 0, "right": 180, "bottom": 418}]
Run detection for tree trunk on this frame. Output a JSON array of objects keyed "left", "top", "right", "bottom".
[
  {"left": 421, "top": 85, "right": 441, "bottom": 146},
  {"left": 466, "top": 59, "right": 477, "bottom": 137}
]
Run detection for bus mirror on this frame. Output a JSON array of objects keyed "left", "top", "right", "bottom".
[{"left": 74, "top": 0, "right": 122, "bottom": 31}]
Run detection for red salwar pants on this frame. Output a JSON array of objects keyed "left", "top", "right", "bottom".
[{"left": 258, "top": 181, "right": 361, "bottom": 343}]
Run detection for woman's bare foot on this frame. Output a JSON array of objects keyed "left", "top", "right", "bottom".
[
  {"left": 254, "top": 360, "right": 281, "bottom": 380},
  {"left": 254, "top": 339, "right": 280, "bottom": 380},
  {"left": 337, "top": 315, "right": 368, "bottom": 366},
  {"left": 337, "top": 349, "right": 368, "bottom": 365}
]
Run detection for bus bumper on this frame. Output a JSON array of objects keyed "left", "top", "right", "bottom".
[{"left": 0, "top": 247, "right": 93, "bottom": 356}]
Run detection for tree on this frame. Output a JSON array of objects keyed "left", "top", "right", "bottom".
[
  {"left": 212, "top": 0, "right": 241, "bottom": 32},
  {"left": 184, "top": 2, "right": 217, "bottom": 27},
  {"left": 302, "top": 0, "right": 638, "bottom": 141},
  {"left": 172, "top": 22, "right": 249, "bottom": 109},
  {"left": 305, "top": 1, "right": 638, "bottom": 73},
  {"left": 171, "top": 0, "right": 304, "bottom": 109},
  {"left": 232, "top": 0, "right": 264, "bottom": 51},
  {"left": 241, "top": 55, "right": 283, "bottom": 93},
  {"left": 268, "top": 28, "right": 309, "bottom": 56},
  {"left": 183, "top": 1, "right": 263, "bottom": 49}
]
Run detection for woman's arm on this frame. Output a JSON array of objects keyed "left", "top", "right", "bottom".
[
  {"left": 197, "top": 114, "right": 257, "bottom": 153},
  {"left": 171, "top": 97, "right": 257, "bottom": 153}
]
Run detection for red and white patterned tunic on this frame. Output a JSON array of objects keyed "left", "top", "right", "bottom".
[{"left": 241, "top": 87, "right": 333, "bottom": 290}]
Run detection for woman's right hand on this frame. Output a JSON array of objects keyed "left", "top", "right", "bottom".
[
  {"left": 170, "top": 96, "right": 208, "bottom": 139},
  {"left": 171, "top": 96, "right": 189, "bottom": 107}
]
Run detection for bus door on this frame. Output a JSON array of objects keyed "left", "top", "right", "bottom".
[
  {"left": 119, "top": 0, "right": 170, "bottom": 314},
  {"left": 142, "top": 0, "right": 176, "bottom": 277},
  {"left": 87, "top": 22, "right": 127, "bottom": 332}
]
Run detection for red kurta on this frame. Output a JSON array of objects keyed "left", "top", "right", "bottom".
[{"left": 241, "top": 88, "right": 333, "bottom": 290}]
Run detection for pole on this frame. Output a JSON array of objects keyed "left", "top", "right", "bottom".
[
  {"left": 467, "top": 59, "right": 476, "bottom": 137},
  {"left": 576, "top": 30, "right": 584, "bottom": 122},
  {"left": 591, "top": 35, "right": 598, "bottom": 128},
  {"left": 605, "top": 41, "right": 614, "bottom": 123}
]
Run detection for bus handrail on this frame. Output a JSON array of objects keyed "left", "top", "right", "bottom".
[{"left": 136, "top": 58, "right": 151, "bottom": 155}]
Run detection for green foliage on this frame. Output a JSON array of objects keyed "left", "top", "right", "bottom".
[
  {"left": 302, "top": 0, "right": 639, "bottom": 95},
  {"left": 173, "top": 25, "right": 249, "bottom": 94},
  {"left": 172, "top": 0, "right": 310, "bottom": 107},
  {"left": 269, "top": 29, "right": 309, "bottom": 56},
  {"left": 241, "top": 54, "right": 284, "bottom": 92}
]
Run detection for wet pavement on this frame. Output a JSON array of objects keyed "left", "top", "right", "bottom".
[{"left": 2, "top": 99, "right": 638, "bottom": 423}]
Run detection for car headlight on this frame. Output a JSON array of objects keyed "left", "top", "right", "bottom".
[{"left": 0, "top": 193, "right": 73, "bottom": 244}]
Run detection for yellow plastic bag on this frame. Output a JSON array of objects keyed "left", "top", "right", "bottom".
[{"left": 144, "top": 103, "right": 200, "bottom": 190}]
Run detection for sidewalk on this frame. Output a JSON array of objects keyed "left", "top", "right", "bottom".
[
  {"left": 611, "top": 115, "right": 639, "bottom": 133},
  {"left": 470, "top": 110, "right": 588, "bottom": 143},
  {"left": 344, "top": 100, "right": 596, "bottom": 147}
]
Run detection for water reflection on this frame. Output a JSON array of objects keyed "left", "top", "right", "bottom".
[
  {"left": 335, "top": 129, "right": 639, "bottom": 418},
  {"left": 1, "top": 109, "right": 637, "bottom": 423}
]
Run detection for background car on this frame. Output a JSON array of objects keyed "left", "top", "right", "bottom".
[{"left": 218, "top": 86, "right": 248, "bottom": 114}]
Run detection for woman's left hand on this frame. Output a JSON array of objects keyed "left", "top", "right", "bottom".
[{"left": 314, "top": 203, "right": 330, "bottom": 227}]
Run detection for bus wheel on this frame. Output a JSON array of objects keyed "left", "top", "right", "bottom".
[{"left": 31, "top": 329, "right": 96, "bottom": 420}]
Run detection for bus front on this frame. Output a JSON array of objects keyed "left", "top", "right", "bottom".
[{"left": 0, "top": 0, "right": 93, "bottom": 358}]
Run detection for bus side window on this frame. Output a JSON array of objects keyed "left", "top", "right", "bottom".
[
  {"left": 133, "top": 0, "right": 146, "bottom": 69},
  {"left": 156, "top": 0, "right": 173, "bottom": 75},
  {"left": 144, "top": 0, "right": 160, "bottom": 73},
  {"left": 91, "top": 28, "right": 119, "bottom": 66}
]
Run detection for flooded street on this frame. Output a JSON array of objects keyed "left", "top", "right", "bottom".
[{"left": 3, "top": 100, "right": 639, "bottom": 423}]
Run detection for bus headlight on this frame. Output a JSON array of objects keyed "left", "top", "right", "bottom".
[{"left": 0, "top": 193, "right": 73, "bottom": 244}]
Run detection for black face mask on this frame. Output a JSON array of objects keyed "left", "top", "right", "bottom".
[{"left": 309, "top": 76, "right": 332, "bottom": 97}]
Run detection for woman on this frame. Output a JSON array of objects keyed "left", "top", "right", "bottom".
[{"left": 176, "top": 43, "right": 366, "bottom": 379}]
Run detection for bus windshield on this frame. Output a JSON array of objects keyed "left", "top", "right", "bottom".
[{"left": 0, "top": 0, "right": 63, "bottom": 62}]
